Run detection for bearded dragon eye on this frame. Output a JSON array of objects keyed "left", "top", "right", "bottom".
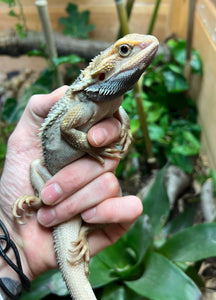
[{"left": 119, "top": 44, "right": 132, "bottom": 57}]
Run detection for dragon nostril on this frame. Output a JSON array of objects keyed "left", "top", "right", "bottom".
[{"left": 140, "top": 42, "right": 149, "bottom": 48}]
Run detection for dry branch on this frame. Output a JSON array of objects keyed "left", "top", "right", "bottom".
[{"left": 0, "top": 31, "right": 110, "bottom": 60}]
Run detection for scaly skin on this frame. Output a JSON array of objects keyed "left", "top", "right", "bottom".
[{"left": 12, "top": 34, "right": 159, "bottom": 299}]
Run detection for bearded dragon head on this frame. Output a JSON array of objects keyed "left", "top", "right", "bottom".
[{"left": 72, "top": 33, "right": 159, "bottom": 101}]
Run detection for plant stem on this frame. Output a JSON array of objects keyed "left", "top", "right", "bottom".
[
  {"left": 16, "top": 0, "right": 27, "bottom": 34},
  {"left": 147, "top": 0, "right": 161, "bottom": 35},
  {"left": 35, "top": 0, "right": 63, "bottom": 87},
  {"left": 114, "top": 0, "right": 156, "bottom": 166},
  {"left": 184, "top": 0, "right": 197, "bottom": 81},
  {"left": 126, "top": 0, "right": 135, "bottom": 18},
  {"left": 133, "top": 79, "right": 156, "bottom": 164},
  {"left": 117, "top": 0, "right": 135, "bottom": 38},
  {"left": 115, "top": 0, "right": 130, "bottom": 35}
]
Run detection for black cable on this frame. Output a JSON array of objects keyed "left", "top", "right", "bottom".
[{"left": 0, "top": 220, "right": 31, "bottom": 299}]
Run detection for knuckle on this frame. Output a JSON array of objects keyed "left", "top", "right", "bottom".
[{"left": 62, "top": 197, "right": 78, "bottom": 216}]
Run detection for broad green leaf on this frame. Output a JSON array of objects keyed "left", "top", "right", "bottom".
[
  {"left": 101, "top": 283, "right": 143, "bottom": 300},
  {"left": 20, "top": 270, "right": 68, "bottom": 300},
  {"left": 89, "top": 254, "right": 117, "bottom": 288},
  {"left": 53, "top": 54, "right": 83, "bottom": 66},
  {"left": 159, "top": 223, "right": 216, "bottom": 262},
  {"left": 125, "top": 215, "right": 153, "bottom": 265},
  {"left": 90, "top": 215, "right": 152, "bottom": 287},
  {"left": 126, "top": 252, "right": 202, "bottom": 300},
  {"left": 163, "top": 203, "right": 197, "bottom": 235},
  {"left": 142, "top": 165, "right": 170, "bottom": 235}
]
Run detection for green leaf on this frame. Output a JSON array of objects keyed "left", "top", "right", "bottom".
[
  {"left": 27, "top": 49, "right": 45, "bottom": 57},
  {"left": 0, "top": 0, "right": 15, "bottom": 7},
  {"left": 101, "top": 283, "right": 143, "bottom": 300},
  {"left": 163, "top": 69, "right": 189, "bottom": 93},
  {"left": 53, "top": 54, "right": 83, "bottom": 66},
  {"left": 89, "top": 254, "right": 116, "bottom": 288},
  {"left": 167, "top": 39, "right": 203, "bottom": 75},
  {"left": 90, "top": 215, "right": 152, "bottom": 287},
  {"left": 20, "top": 270, "right": 68, "bottom": 300},
  {"left": 167, "top": 39, "right": 186, "bottom": 66},
  {"left": 126, "top": 252, "right": 202, "bottom": 300},
  {"left": 15, "top": 23, "right": 27, "bottom": 38},
  {"left": 159, "top": 223, "right": 216, "bottom": 262},
  {"left": 142, "top": 165, "right": 170, "bottom": 236},
  {"left": 169, "top": 154, "right": 194, "bottom": 173},
  {"left": 1, "top": 98, "right": 17, "bottom": 121},
  {"left": 148, "top": 124, "right": 166, "bottom": 141},
  {"left": 191, "top": 50, "right": 203, "bottom": 75},
  {"left": 8, "top": 9, "right": 17, "bottom": 17},
  {"left": 129, "top": 119, "right": 140, "bottom": 134},
  {"left": 167, "top": 63, "right": 183, "bottom": 75},
  {"left": 59, "top": 3, "right": 95, "bottom": 39},
  {"left": 171, "top": 131, "right": 200, "bottom": 156},
  {"left": 163, "top": 204, "right": 197, "bottom": 235}
]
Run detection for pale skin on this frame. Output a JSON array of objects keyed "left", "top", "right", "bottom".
[{"left": 0, "top": 86, "right": 143, "bottom": 283}]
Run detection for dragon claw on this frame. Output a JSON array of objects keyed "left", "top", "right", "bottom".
[
  {"left": 12, "top": 195, "right": 42, "bottom": 223},
  {"left": 67, "top": 227, "right": 90, "bottom": 275}
]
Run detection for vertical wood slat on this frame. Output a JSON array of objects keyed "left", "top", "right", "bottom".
[{"left": 170, "top": 0, "right": 216, "bottom": 170}]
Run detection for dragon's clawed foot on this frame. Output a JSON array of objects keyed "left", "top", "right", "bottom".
[
  {"left": 68, "top": 227, "right": 90, "bottom": 275},
  {"left": 12, "top": 195, "right": 42, "bottom": 224},
  {"left": 89, "top": 147, "right": 121, "bottom": 164},
  {"left": 118, "top": 127, "right": 133, "bottom": 154}
]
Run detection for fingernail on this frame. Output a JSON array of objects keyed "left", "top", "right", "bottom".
[
  {"left": 92, "top": 128, "right": 108, "bottom": 146},
  {"left": 81, "top": 207, "right": 96, "bottom": 221},
  {"left": 41, "top": 183, "right": 63, "bottom": 205},
  {"left": 37, "top": 208, "right": 56, "bottom": 226}
]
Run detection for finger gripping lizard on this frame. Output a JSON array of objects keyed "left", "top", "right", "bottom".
[{"left": 12, "top": 34, "right": 159, "bottom": 299}]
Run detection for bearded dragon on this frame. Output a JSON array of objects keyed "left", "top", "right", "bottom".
[{"left": 12, "top": 34, "right": 159, "bottom": 300}]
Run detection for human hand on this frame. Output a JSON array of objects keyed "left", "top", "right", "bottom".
[{"left": 0, "top": 86, "right": 142, "bottom": 282}]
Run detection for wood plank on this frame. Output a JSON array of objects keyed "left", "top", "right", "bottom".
[
  {"left": 193, "top": 13, "right": 216, "bottom": 170},
  {"left": 170, "top": 0, "right": 216, "bottom": 170},
  {"left": 0, "top": 0, "right": 170, "bottom": 41}
]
